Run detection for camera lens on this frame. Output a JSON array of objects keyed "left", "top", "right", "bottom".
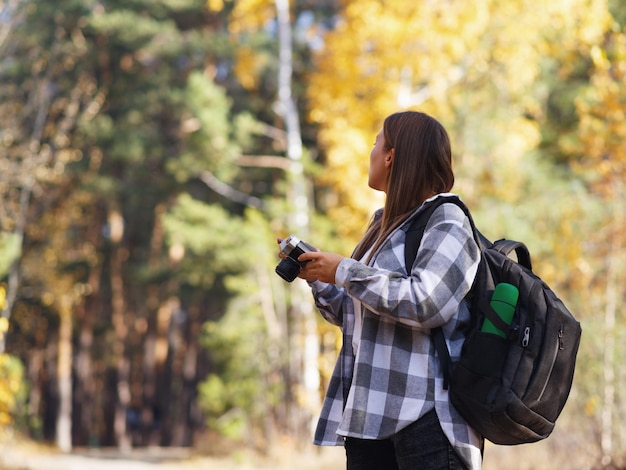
[{"left": 275, "top": 257, "right": 302, "bottom": 282}]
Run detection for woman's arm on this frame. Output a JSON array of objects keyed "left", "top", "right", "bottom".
[
  {"left": 333, "top": 203, "right": 479, "bottom": 329},
  {"left": 309, "top": 281, "right": 347, "bottom": 327}
]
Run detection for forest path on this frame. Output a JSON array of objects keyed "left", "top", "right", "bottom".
[
  {"left": 0, "top": 440, "right": 345, "bottom": 470},
  {"left": 0, "top": 431, "right": 592, "bottom": 470}
]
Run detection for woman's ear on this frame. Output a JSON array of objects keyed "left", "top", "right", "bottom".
[{"left": 385, "top": 148, "right": 395, "bottom": 168}]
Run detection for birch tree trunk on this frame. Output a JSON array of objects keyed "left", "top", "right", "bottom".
[
  {"left": 56, "top": 293, "right": 73, "bottom": 452},
  {"left": 601, "top": 179, "right": 624, "bottom": 466},
  {"left": 275, "top": 0, "right": 320, "bottom": 442}
]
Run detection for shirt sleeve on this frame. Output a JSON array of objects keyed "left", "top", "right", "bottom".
[
  {"left": 334, "top": 203, "right": 480, "bottom": 329},
  {"left": 309, "top": 280, "right": 347, "bottom": 327}
]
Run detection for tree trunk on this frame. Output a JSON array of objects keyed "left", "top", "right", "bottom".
[
  {"left": 135, "top": 204, "right": 166, "bottom": 447},
  {"left": 275, "top": 0, "right": 320, "bottom": 443},
  {"left": 109, "top": 206, "right": 131, "bottom": 452},
  {"left": 74, "top": 211, "right": 105, "bottom": 446},
  {"left": 55, "top": 294, "right": 73, "bottom": 452},
  {"left": 601, "top": 179, "right": 624, "bottom": 466}
]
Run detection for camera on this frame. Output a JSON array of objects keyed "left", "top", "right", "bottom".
[{"left": 276, "top": 235, "right": 316, "bottom": 282}]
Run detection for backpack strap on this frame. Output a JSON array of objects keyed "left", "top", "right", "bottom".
[
  {"left": 403, "top": 196, "right": 475, "bottom": 390},
  {"left": 403, "top": 199, "right": 449, "bottom": 273},
  {"left": 432, "top": 328, "right": 452, "bottom": 390}
]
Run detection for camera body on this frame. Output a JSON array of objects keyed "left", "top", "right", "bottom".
[{"left": 276, "top": 235, "right": 315, "bottom": 282}]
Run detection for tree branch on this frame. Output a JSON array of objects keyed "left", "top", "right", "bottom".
[
  {"left": 236, "top": 155, "right": 291, "bottom": 170},
  {"left": 199, "top": 171, "right": 265, "bottom": 210}
]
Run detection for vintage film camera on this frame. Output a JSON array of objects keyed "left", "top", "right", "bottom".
[{"left": 275, "top": 235, "right": 316, "bottom": 282}]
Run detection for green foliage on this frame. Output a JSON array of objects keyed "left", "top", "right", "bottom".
[
  {"left": 88, "top": 11, "right": 171, "bottom": 47},
  {"left": 198, "top": 307, "right": 281, "bottom": 440},
  {"left": 190, "top": 207, "right": 286, "bottom": 441},
  {"left": 197, "top": 374, "right": 247, "bottom": 439},
  {"left": 168, "top": 72, "right": 241, "bottom": 182},
  {"left": 0, "top": 234, "right": 20, "bottom": 278},
  {"left": 163, "top": 195, "right": 289, "bottom": 443},
  {"left": 163, "top": 195, "right": 251, "bottom": 286}
]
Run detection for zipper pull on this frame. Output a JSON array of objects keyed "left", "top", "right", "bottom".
[
  {"left": 558, "top": 325, "right": 564, "bottom": 350},
  {"left": 522, "top": 327, "right": 531, "bottom": 347}
]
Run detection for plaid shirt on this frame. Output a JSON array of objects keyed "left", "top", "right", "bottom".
[{"left": 311, "top": 194, "right": 483, "bottom": 469}]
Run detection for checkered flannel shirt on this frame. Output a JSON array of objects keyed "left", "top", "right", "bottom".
[{"left": 310, "top": 194, "right": 483, "bottom": 469}]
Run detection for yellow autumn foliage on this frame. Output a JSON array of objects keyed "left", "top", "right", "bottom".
[
  {"left": 234, "top": 46, "right": 271, "bottom": 90},
  {"left": 228, "top": 0, "right": 276, "bottom": 34},
  {"left": 304, "top": 0, "right": 615, "bottom": 244},
  {"left": 576, "top": 32, "right": 626, "bottom": 188},
  {"left": 0, "top": 354, "right": 25, "bottom": 426}
]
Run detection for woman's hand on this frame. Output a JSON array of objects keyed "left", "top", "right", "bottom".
[
  {"left": 277, "top": 238, "right": 343, "bottom": 284},
  {"left": 298, "top": 251, "right": 344, "bottom": 284}
]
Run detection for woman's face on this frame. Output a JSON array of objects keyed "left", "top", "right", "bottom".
[{"left": 368, "top": 128, "right": 393, "bottom": 192}]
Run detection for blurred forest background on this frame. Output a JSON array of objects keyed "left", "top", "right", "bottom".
[{"left": 0, "top": 0, "right": 625, "bottom": 468}]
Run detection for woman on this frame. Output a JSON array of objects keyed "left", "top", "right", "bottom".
[{"left": 290, "top": 111, "right": 482, "bottom": 469}]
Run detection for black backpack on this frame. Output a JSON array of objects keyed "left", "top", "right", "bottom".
[{"left": 404, "top": 195, "right": 582, "bottom": 445}]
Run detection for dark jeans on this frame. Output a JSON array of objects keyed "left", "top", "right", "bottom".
[{"left": 344, "top": 409, "right": 468, "bottom": 470}]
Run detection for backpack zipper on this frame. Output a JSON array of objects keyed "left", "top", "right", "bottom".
[
  {"left": 521, "top": 327, "right": 530, "bottom": 347},
  {"left": 535, "top": 324, "right": 564, "bottom": 401}
]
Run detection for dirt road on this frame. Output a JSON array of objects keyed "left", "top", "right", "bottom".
[
  {"left": 0, "top": 428, "right": 594, "bottom": 470},
  {"left": 0, "top": 440, "right": 345, "bottom": 470}
]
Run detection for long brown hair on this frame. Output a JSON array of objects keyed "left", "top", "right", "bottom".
[{"left": 353, "top": 111, "right": 454, "bottom": 261}]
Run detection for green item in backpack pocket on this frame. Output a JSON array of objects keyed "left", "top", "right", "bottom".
[{"left": 481, "top": 282, "right": 519, "bottom": 338}]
